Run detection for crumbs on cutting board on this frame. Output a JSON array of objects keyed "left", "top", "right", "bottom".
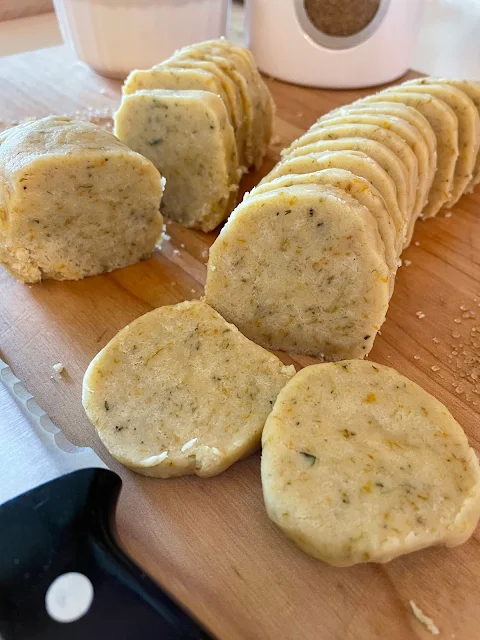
[
  {"left": 445, "top": 298, "right": 480, "bottom": 405},
  {"left": 409, "top": 600, "right": 440, "bottom": 635},
  {"left": 51, "top": 362, "right": 66, "bottom": 381}
]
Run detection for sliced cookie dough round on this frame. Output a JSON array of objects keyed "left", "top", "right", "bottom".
[
  {"left": 401, "top": 79, "right": 480, "bottom": 206},
  {"left": 175, "top": 41, "right": 266, "bottom": 169},
  {"left": 314, "top": 111, "right": 434, "bottom": 244},
  {"left": 281, "top": 138, "right": 409, "bottom": 241},
  {"left": 283, "top": 124, "right": 417, "bottom": 227},
  {"left": 361, "top": 90, "right": 458, "bottom": 217},
  {"left": 194, "top": 39, "right": 275, "bottom": 164},
  {"left": 114, "top": 89, "right": 238, "bottom": 232},
  {"left": 435, "top": 79, "right": 480, "bottom": 191},
  {"left": 330, "top": 101, "right": 437, "bottom": 178},
  {"left": 247, "top": 168, "right": 398, "bottom": 289},
  {"left": 261, "top": 360, "right": 480, "bottom": 567},
  {"left": 83, "top": 300, "right": 295, "bottom": 478},
  {"left": 123, "top": 64, "right": 230, "bottom": 113},
  {"left": 161, "top": 57, "right": 248, "bottom": 168},
  {"left": 258, "top": 149, "right": 404, "bottom": 255},
  {"left": 205, "top": 184, "right": 390, "bottom": 361}
]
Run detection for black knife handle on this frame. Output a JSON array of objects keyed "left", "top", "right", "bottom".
[{"left": 0, "top": 468, "right": 213, "bottom": 640}]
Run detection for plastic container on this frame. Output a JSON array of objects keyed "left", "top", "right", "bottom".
[
  {"left": 246, "top": 0, "right": 425, "bottom": 89},
  {"left": 53, "top": 0, "right": 230, "bottom": 79}
]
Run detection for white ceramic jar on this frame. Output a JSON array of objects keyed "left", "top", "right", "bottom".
[
  {"left": 246, "top": 0, "right": 425, "bottom": 89},
  {"left": 53, "top": 0, "right": 230, "bottom": 79}
]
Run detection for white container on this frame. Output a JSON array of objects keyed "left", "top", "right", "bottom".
[
  {"left": 53, "top": 0, "right": 230, "bottom": 79},
  {"left": 247, "top": 0, "right": 425, "bottom": 89}
]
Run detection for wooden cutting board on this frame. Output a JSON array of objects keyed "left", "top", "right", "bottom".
[{"left": 2, "top": 46, "right": 480, "bottom": 640}]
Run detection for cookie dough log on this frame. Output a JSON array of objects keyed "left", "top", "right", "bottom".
[
  {"left": 401, "top": 79, "right": 480, "bottom": 207},
  {"left": 280, "top": 139, "right": 409, "bottom": 244},
  {"left": 358, "top": 90, "right": 458, "bottom": 218},
  {"left": 205, "top": 184, "right": 390, "bottom": 361},
  {"left": 257, "top": 149, "right": 406, "bottom": 257},
  {"left": 114, "top": 89, "right": 239, "bottom": 232},
  {"left": 172, "top": 38, "right": 275, "bottom": 169},
  {"left": 313, "top": 112, "right": 433, "bottom": 245},
  {"left": 261, "top": 361, "right": 480, "bottom": 567},
  {"left": 247, "top": 168, "right": 399, "bottom": 291},
  {"left": 160, "top": 57, "right": 248, "bottom": 170},
  {"left": 437, "top": 79, "right": 480, "bottom": 191},
  {"left": 0, "top": 116, "right": 164, "bottom": 283},
  {"left": 82, "top": 300, "right": 295, "bottom": 478},
  {"left": 329, "top": 101, "right": 438, "bottom": 181},
  {"left": 283, "top": 124, "right": 416, "bottom": 229}
]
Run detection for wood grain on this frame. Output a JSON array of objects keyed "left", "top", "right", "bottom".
[{"left": 1, "top": 45, "right": 480, "bottom": 640}]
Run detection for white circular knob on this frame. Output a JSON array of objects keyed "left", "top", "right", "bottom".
[{"left": 45, "top": 572, "right": 94, "bottom": 623}]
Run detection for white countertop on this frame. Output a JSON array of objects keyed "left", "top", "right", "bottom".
[{"left": 0, "top": 0, "right": 479, "bottom": 79}]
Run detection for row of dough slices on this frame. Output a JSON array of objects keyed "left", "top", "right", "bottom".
[
  {"left": 205, "top": 77, "right": 480, "bottom": 361},
  {"left": 82, "top": 300, "right": 480, "bottom": 567},
  {"left": 114, "top": 39, "right": 274, "bottom": 232}
]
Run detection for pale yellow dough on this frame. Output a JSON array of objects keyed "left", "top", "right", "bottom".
[
  {"left": 83, "top": 300, "right": 294, "bottom": 478},
  {"left": 114, "top": 89, "right": 238, "bottom": 232},
  {"left": 205, "top": 184, "right": 390, "bottom": 361},
  {"left": 247, "top": 167, "right": 398, "bottom": 287},
  {"left": 261, "top": 361, "right": 480, "bottom": 567},
  {"left": 281, "top": 137, "right": 410, "bottom": 235},
  {"left": 360, "top": 90, "right": 458, "bottom": 218},
  {"left": 315, "top": 111, "right": 433, "bottom": 245},
  {"left": 161, "top": 56, "right": 248, "bottom": 169},
  {"left": 401, "top": 79, "right": 480, "bottom": 207},
  {"left": 284, "top": 123, "right": 418, "bottom": 220},
  {"left": 436, "top": 79, "right": 480, "bottom": 191},
  {"left": 0, "top": 116, "right": 164, "bottom": 283},
  {"left": 260, "top": 149, "right": 405, "bottom": 255}
]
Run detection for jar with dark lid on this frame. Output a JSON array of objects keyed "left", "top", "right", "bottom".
[{"left": 247, "top": 0, "right": 425, "bottom": 88}]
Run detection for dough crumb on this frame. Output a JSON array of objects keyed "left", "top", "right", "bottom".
[
  {"left": 403, "top": 259, "right": 412, "bottom": 267},
  {"left": 409, "top": 600, "right": 440, "bottom": 635},
  {"left": 52, "top": 363, "right": 65, "bottom": 375}
]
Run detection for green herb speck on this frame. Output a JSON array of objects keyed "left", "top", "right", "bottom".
[{"left": 300, "top": 451, "right": 316, "bottom": 466}]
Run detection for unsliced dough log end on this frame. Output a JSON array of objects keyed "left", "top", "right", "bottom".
[{"left": 0, "top": 116, "right": 164, "bottom": 283}]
